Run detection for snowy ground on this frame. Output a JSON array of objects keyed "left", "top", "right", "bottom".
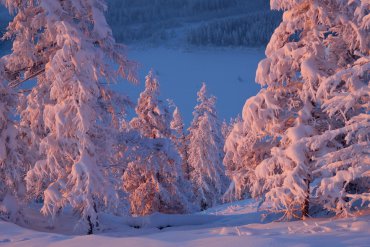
[{"left": 1, "top": 199, "right": 370, "bottom": 247}]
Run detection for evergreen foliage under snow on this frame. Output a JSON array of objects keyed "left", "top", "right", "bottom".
[
  {"left": 0, "top": 0, "right": 368, "bottom": 239},
  {"left": 187, "top": 83, "right": 229, "bottom": 210},
  {"left": 225, "top": 0, "right": 369, "bottom": 219}
]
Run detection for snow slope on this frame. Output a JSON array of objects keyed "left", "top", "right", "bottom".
[
  {"left": 106, "top": 0, "right": 280, "bottom": 46},
  {"left": 1, "top": 199, "right": 369, "bottom": 247}
]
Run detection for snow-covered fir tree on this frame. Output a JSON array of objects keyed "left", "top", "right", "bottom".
[
  {"left": 0, "top": 61, "right": 26, "bottom": 221},
  {"left": 124, "top": 71, "right": 191, "bottom": 215},
  {"left": 223, "top": 115, "right": 274, "bottom": 202},
  {"left": 228, "top": 0, "right": 369, "bottom": 219},
  {"left": 1, "top": 0, "right": 136, "bottom": 233},
  {"left": 308, "top": 0, "right": 369, "bottom": 216},
  {"left": 220, "top": 119, "right": 233, "bottom": 141},
  {"left": 187, "top": 83, "right": 228, "bottom": 210},
  {"left": 170, "top": 107, "right": 190, "bottom": 180},
  {"left": 122, "top": 134, "right": 191, "bottom": 216},
  {"left": 130, "top": 70, "right": 171, "bottom": 139}
]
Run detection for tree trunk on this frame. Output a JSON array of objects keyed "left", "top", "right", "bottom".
[
  {"left": 87, "top": 202, "right": 98, "bottom": 235},
  {"left": 87, "top": 215, "right": 94, "bottom": 235},
  {"left": 302, "top": 178, "right": 310, "bottom": 219}
]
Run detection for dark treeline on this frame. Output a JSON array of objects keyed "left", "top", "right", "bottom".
[
  {"left": 107, "top": 0, "right": 269, "bottom": 24},
  {"left": 106, "top": 0, "right": 281, "bottom": 46},
  {"left": 0, "top": 1, "right": 281, "bottom": 48},
  {"left": 187, "top": 11, "right": 282, "bottom": 47}
]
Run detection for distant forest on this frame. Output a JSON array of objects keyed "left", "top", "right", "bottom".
[
  {"left": 106, "top": 0, "right": 282, "bottom": 47},
  {"left": 0, "top": 1, "right": 282, "bottom": 48},
  {"left": 0, "top": 0, "right": 281, "bottom": 50}
]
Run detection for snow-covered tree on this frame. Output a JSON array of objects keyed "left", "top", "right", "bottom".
[
  {"left": 221, "top": 119, "right": 232, "bottom": 141},
  {"left": 187, "top": 83, "right": 228, "bottom": 210},
  {"left": 223, "top": 115, "right": 274, "bottom": 202},
  {"left": 1, "top": 1, "right": 54, "bottom": 182},
  {"left": 231, "top": 0, "right": 369, "bottom": 219},
  {"left": 0, "top": 61, "right": 26, "bottom": 221},
  {"left": 123, "top": 134, "right": 191, "bottom": 216},
  {"left": 309, "top": 0, "right": 370, "bottom": 216},
  {"left": 124, "top": 71, "right": 191, "bottom": 215},
  {"left": 130, "top": 70, "right": 171, "bottom": 139},
  {"left": 2, "top": 0, "right": 137, "bottom": 233},
  {"left": 170, "top": 107, "right": 190, "bottom": 179}
]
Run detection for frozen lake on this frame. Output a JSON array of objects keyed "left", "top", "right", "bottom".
[
  {"left": 0, "top": 41, "right": 265, "bottom": 126},
  {"left": 115, "top": 46, "right": 266, "bottom": 125},
  {"left": 0, "top": 5, "right": 267, "bottom": 125},
  {"left": 0, "top": 43, "right": 266, "bottom": 125}
]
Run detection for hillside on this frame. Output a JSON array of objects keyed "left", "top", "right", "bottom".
[
  {"left": 0, "top": 2, "right": 281, "bottom": 49},
  {"left": 106, "top": 0, "right": 282, "bottom": 47}
]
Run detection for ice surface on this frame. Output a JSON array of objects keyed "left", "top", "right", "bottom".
[{"left": 113, "top": 47, "right": 265, "bottom": 125}]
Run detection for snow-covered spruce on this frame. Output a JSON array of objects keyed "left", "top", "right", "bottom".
[
  {"left": 170, "top": 107, "right": 190, "bottom": 180},
  {"left": 130, "top": 70, "right": 172, "bottom": 139},
  {"left": 226, "top": 0, "right": 369, "bottom": 219},
  {"left": 124, "top": 71, "right": 191, "bottom": 216},
  {"left": 1, "top": 0, "right": 136, "bottom": 233},
  {"left": 0, "top": 60, "right": 27, "bottom": 221},
  {"left": 223, "top": 115, "right": 274, "bottom": 202},
  {"left": 187, "top": 83, "right": 229, "bottom": 210}
]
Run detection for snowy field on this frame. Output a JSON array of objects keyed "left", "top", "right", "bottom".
[
  {"left": 115, "top": 46, "right": 265, "bottom": 124},
  {"left": 1, "top": 199, "right": 370, "bottom": 247}
]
